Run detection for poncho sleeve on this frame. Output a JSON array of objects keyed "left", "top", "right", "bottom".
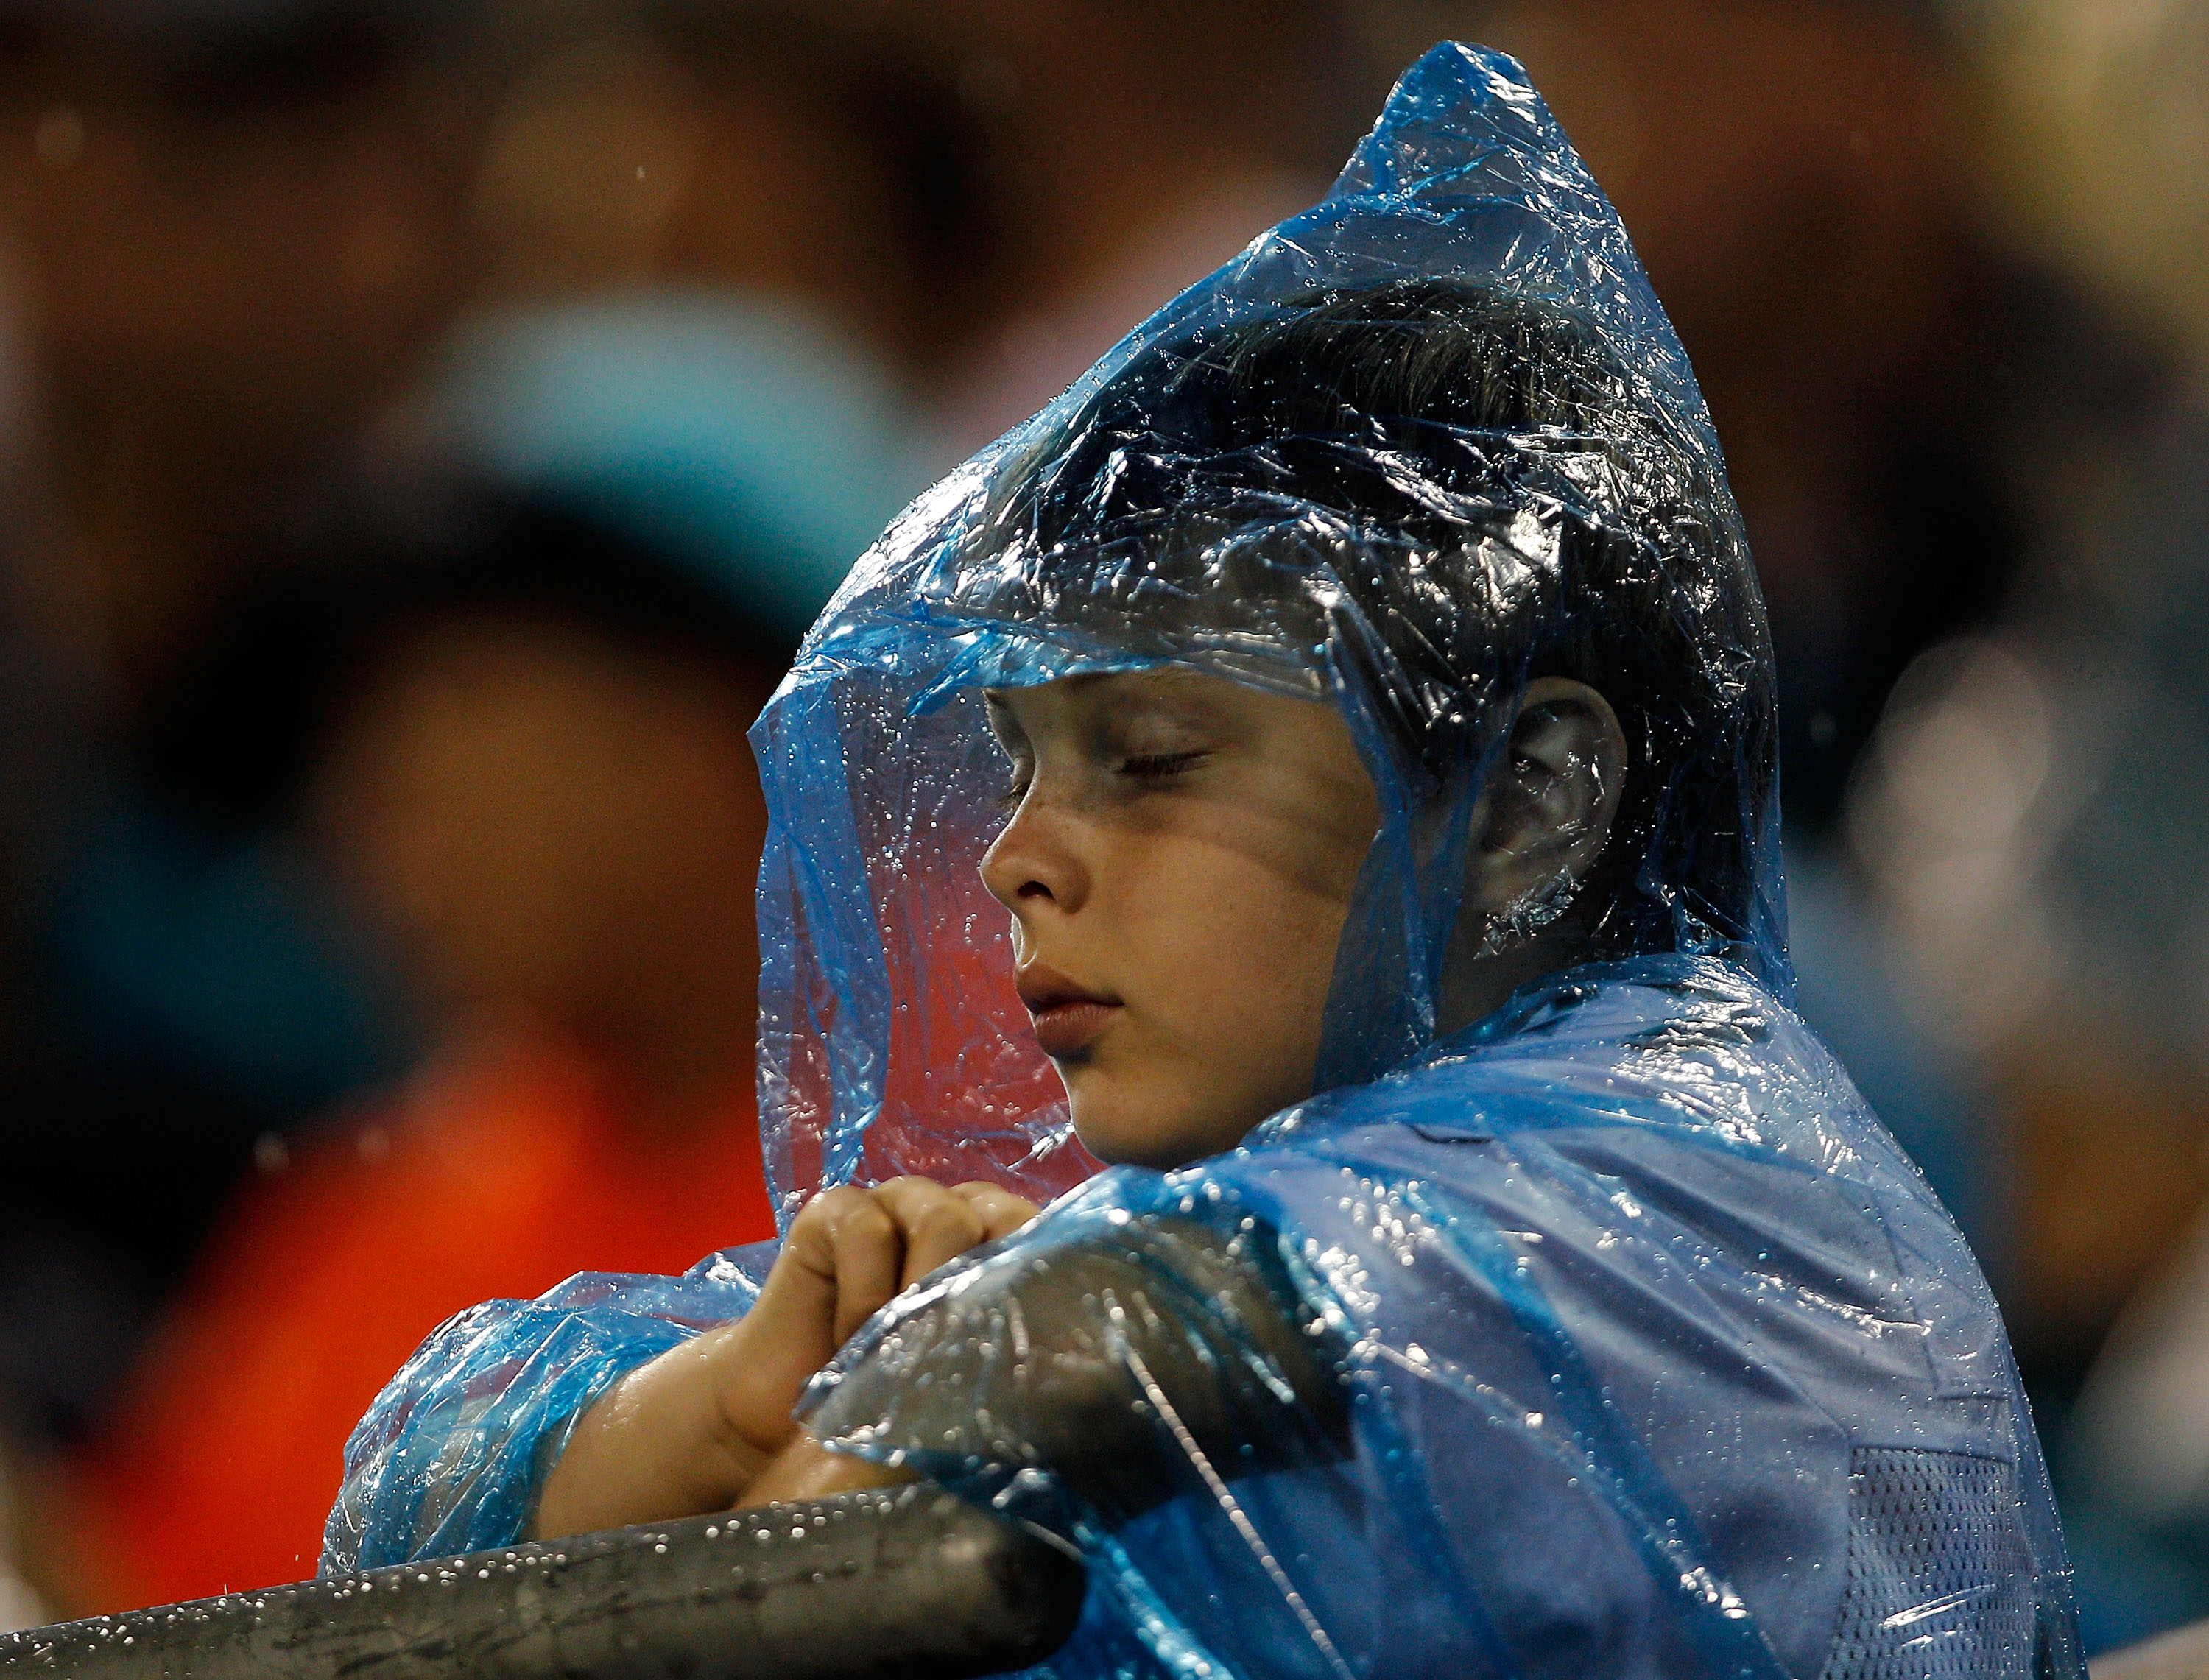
[
  {"left": 320, "top": 1243, "right": 775, "bottom": 1573},
  {"left": 798, "top": 1152, "right": 1724, "bottom": 1680}
]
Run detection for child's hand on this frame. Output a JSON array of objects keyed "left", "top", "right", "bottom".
[{"left": 532, "top": 1178, "right": 1037, "bottom": 1539}]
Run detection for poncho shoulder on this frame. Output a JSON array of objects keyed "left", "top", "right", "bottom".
[{"left": 798, "top": 955, "right": 2061, "bottom": 1680}]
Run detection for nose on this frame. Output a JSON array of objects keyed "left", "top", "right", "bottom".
[{"left": 981, "top": 788, "right": 1091, "bottom": 919}]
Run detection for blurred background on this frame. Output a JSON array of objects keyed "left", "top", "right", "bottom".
[{"left": 0, "top": 0, "right": 2203, "bottom": 1648}]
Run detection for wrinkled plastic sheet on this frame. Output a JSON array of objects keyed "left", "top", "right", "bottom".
[{"left": 331, "top": 42, "right": 2082, "bottom": 1680}]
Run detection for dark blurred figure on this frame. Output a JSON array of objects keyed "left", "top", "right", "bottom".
[
  {"left": 26, "top": 0, "right": 930, "bottom": 1605},
  {"left": 0, "top": 0, "right": 950, "bottom": 1475},
  {"left": 0, "top": 0, "right": 485, "bottom": 1452},
  {"left": 415, "top": 0, "right": 943, "bottom": 632},
  {"left": 455, "top": 0, "right": 975, "bottom": 373},
  {"left": 0, "top": 0, "right": 478, "bottom": 692},
  {"left": 54, "top": 494, "right": 796, "bottom": 1608}
]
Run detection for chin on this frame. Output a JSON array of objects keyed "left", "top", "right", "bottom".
[
  {"left": 1076, "top": 1127, "right": 1199, "bottom": 1171},
  {"left": 1066, "top": 1081, "right": 1259, "bottom": 1172}
]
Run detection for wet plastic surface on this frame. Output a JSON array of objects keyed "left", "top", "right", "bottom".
[
  {"left": 803, "top": 958, "right": 2077, "bottom": 1680},
  {"left": 8, "top": 1485, "right": 1081, "bottom": 1679},
  {"left": 334, "top": 42, "right": 2083, "bottom": 1680}
]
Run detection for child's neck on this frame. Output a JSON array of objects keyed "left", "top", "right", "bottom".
[{"left": 1436, "top": 917, "right": 1601, "bottom": 1040}]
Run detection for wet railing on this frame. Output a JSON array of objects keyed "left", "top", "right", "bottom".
[
  {"left": 13, "top": 1480, "right": 2209, "bottom": 1679},
  {"left": 0, "top": 1483, "right": 1086, "bottom": 1679}
]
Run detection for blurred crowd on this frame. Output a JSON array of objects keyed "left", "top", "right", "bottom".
[{"left": 0, "top": 0, "right": 2204, "bottom": 1652}]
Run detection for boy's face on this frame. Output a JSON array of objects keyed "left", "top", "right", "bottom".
[{"left": 982, "top": 668, "right": 1379, "bottom": 1168}]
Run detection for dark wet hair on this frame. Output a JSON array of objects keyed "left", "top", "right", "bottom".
[{"left": 984, "top": 277, "right": 1778, "bottom": 966}]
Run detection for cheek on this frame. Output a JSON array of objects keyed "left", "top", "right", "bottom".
[
  {"left": 1068, "top": 843, "right": 1357, "bottom": 1165},
  {"left": 1110, "top": 830, "right": 1359, "bottom": 1049}
]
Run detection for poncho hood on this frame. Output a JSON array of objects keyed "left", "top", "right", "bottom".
[{"left": 749, "top": 43, "right": 1784, "bottom": 1221}]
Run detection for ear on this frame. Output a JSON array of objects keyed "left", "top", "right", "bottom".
[{"left": 1465, "top": 677, "right": 1627, "bottom": 917}]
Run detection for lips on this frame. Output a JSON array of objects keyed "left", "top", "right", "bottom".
[{"left": 1018, "top": 967, "right": 1122, "bottom": 1061}]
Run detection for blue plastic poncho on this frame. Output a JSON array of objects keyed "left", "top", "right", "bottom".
[{"left": 329, "top": 44, "right": 2081, "bottom": 1680}]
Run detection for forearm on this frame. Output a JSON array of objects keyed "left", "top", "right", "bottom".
[
  {"left": 326, "top": 1290, "right": 719, "bottom": 1573},
  {"left": 532, "top": 1322, "right": 775, "bottom": 1539}
]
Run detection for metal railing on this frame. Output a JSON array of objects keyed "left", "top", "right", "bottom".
[{"left": 0, "top": 1483, "right": 1085, "bottom": 1679}]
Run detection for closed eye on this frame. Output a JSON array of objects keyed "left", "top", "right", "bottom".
[{"left": 1120, "top": 751, "right": 1208, "bottom": 784}]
